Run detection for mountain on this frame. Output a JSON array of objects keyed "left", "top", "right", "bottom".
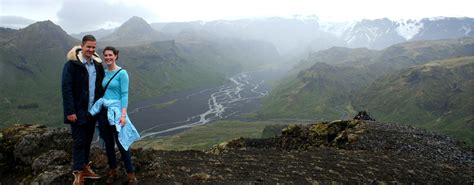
[
  {"left": 258, "top": 38, "right": 474, "bottom": 144},
  {"left": 0, "top": 27, "right": 18, "bottom": 42},
  {"left": 154, "top": 21, "right": 205, "bottom": 35},
  {"left": 2, "top": 20, "right": 77, "bottom": 53},
  {"left": 101, "top": 16, "right": 171, "bottom": 46},
  {"left": 258, "top": 61, "right": 374, "bottom": 120},
  {"left": 179, "top": 38, "right": 281, "bottom": 71},
  {"left": 1, "top": 122, "right": 472, "bottom": 183},
  {"left": 112, "top": 40, "right": 226, "bottom": 98},
  {"left": 371, "top": 37, "right": 474, "bottom": 76},
  {"left": 0, "top": 20, "right": 78, "bottom": 127},
  {"left": 341, "top": 18, "right": 407, "bottom": 49},
  {"left": 338, "top": 17, "right": 474, "bottom": 49},
  {"left": 71, "top": 28, "right": 114, "bottom": 40},
  {"left": 355, "top": 57, "right": 474, "bottom": 144},
  {"left": 168, "top": 26, "right": 282, "bottom": 71},
  {"left": 152, "top": 17, "right": 326, "bottom": 55},
  {"left": 293, "top": 47, "right": 378, "bottom": 72},
  {"left": 82, "top": 16, "right": 473, "bottom": 58},
  {"left": 149, "top": 16, "right": 474, "bottom": 67},
  {"left": 412, "top": 17, "right": 474, "bottom": 40}
]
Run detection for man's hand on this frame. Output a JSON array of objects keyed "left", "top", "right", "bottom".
[{"left": 67, "top": 114, "right": 77, "bottom": 122}]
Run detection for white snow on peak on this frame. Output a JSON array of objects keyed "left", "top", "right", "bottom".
[
  {"left": 319, "top": 21, "right": 356, "bottom": 37},
  {"left": 292, "top": 14, "right": 319, "bottom": 22},
  {"left": 396, "top": 19, "right": 423, "bottom": 40},
  {"left": 428, "top": 16, "right": 447, "bottom": 21},
  {"left": 365, "top": 26, "right": 385, "bottom": 42},
  {"left": 461, "top": 25, "right": 472, "bottom": 35}
]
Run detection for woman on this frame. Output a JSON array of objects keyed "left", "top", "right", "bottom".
[{"left": 89, "top": 46, "right": 140, "bottom": 183}]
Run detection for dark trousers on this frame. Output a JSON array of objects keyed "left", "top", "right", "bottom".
[
  {"left": 98, "top": 123, "right": 134, "bottom": 173},
  {"left": 70, "top": 119, "right": 96, "bottom": 171}
]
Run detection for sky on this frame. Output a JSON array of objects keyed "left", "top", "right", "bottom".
[{"left": 1, "top": 0, "right": 473, "bottom": 34}]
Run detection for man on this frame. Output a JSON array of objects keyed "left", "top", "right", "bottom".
[{"left": 62, "top": 35, "right": 105, "bottom": 185}]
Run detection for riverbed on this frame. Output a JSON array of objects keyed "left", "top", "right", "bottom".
[{"left": 128, "top": 69, "right": 280, "bottom": 139}]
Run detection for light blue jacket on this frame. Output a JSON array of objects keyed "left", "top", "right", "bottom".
[{"left": 90, "top": 98, "right": 140, "bottom": 150}]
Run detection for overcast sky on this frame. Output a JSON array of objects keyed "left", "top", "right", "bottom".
[{"left": 1, "top": 0, "right": 473, "bottom": 34}]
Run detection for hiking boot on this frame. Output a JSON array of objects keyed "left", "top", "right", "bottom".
[
  {"left": 72, "top": 170, "right": 84, "bottom": 185},
  {"left": 106, "top": 168, "right": 118, "bottom": 184},
  {"left": 127, "top": 173, "right": 138, "bottom": 185},
  {"left": 82, "top": 161, "right": 101, "bottom": 179}
]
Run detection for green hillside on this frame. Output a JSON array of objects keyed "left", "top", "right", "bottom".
[
  {"left": 259, "top": 38, "right": 474, "bottom": 144},
  {"left": 134, "top": 120, "right": 275, "bottom": 151},
  {"left": 259, "top": 62, "right": 372, "bottom": 120},
  {"left": 370, "top": 37, "right": 474, "bottom": 76},
  {"left": 114, "top": 40, "right": 226, "bottom": 99},
  {"left": 355, "top": 57, "right": 474, "bottom": 145},
  {"left": 293, "top": 47, "right": 378, "bottom": 72},
  {"left": 261, "top": 37, "right": 474, "bottom": 118},
  {"left": 0, "top": 21, "right": 77, "bottom": 127}
]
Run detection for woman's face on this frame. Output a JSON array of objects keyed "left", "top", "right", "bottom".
[{"left": 103, "top": 50, "right": 117, "bottom": 66}]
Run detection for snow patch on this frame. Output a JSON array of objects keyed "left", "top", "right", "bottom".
[
  {"left": 461, "top": 25, "right": 472, "bottom": 35},
  {"left": 428, "top": 16, "right": 447, "bottom": 21},
  {"left": 396, "top": 20, "right": 423, "bottom": 40},
  {"left": 319, "top": 21, "right": 356, "bottom": 37}
]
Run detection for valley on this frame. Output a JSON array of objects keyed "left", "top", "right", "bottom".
[{"left": 130, "top": 69, "right": 279, "bottom": 138}]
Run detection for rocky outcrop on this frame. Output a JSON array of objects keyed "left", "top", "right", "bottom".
[{"left": 0, "top": 122, "right": 473, "bottom": 184}]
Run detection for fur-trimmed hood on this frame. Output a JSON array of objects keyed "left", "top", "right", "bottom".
[{"left": 66, "top": 46, "right": 102, "bottom": 63}]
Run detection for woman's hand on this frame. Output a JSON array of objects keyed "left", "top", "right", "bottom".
[{"left": 120, "top": 115, "right": 126, "bottom": 127}]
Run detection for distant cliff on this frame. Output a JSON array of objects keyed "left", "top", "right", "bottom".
[{"left": 0, "top": 121, "right": 472, "bottom": 184}]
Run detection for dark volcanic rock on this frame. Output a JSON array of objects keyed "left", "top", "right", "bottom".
[
  {"left": 0, "top": 122, "right": 473, "bottom": 184},
  {"left": 32, "top": 150, "right": 69, "bottom": 174},
  {"left": 14, "top": 127, "right": 71, "bottom": 165},
  {"left": 346, "top": 122, "right": 474, "bottom": 166}
]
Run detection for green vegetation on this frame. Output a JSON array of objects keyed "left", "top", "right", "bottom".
[
  {"left": 259, "top": 38, "right": 474, "bottom": 145},
  {"left": 0, "top": 22, "right": 76, "bottom": 127},
  {"left": 133, "top": 120, "right": 289, "bottom": 151},
  {"left": 152, "top": 99, "right": 178, "bottom": 110},
  {"left": 355, "top": 57, "right": 474, "bottom": 145},
  {"left": 259, "top": 62, "right": 371, "bottom": 120},
  {"left": 119, "top": 42, "right": 228, "bottom": 101}
]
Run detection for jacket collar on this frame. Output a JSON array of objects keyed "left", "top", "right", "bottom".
[{"left": 66, "top": 45, "right": 102, "bottom": 64}]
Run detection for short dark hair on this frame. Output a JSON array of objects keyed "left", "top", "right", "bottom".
[
  {"left": 103, "top": 46, "right": 119, "bottom": 60},
  {"left": 82, "top": 35, "right": 96, "bottom": 44}
]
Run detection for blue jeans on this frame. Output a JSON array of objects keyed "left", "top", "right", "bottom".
[{"left": 98, "top": 123, "right": 134, "bottom": 173}]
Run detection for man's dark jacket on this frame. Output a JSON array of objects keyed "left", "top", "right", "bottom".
[{"left": 62, "top": 46, "right": 105, "bottom": 125}]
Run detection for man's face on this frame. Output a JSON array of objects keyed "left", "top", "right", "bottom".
[{"left": 81, "top": 41, "right": 96, "bottom": 59}]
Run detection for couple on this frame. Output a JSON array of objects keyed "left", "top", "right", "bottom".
[{"left": 62, "top": 35, "right": 139, "bottom": 184}]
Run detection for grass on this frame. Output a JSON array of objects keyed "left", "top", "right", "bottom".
[
  {"left": 133, "top": 120, "right": 292, "bottom": 151},
  {"left": 152, "top": 99, "right": 178, "bottom": 110}
]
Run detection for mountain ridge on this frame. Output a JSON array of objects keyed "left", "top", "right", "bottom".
[
  {"left": 147, "top": 16, "right": 474, "bottom": 52},
  {"left": 0, "top": 20, "right": 78, "bottom": 127},
  {"left": 258, "top": 37, "right": 474, "bottom": 145},
  {"left": 354, "top": 56, "right": 474, "bottom": 144},
  {"left": 101, "top": 16, "right": 171, "bottom": 46}
]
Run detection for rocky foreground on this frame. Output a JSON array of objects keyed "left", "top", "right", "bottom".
[{"left": 0, "top": 120, "right": 472, "bottom": 184}]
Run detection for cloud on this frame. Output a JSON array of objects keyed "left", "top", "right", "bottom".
[
  {"left": 0, "top": 16, "right": 35, "bottom": 29},
  {"left": 56, "top": 0, "right": 156, "bottom": 34}
]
